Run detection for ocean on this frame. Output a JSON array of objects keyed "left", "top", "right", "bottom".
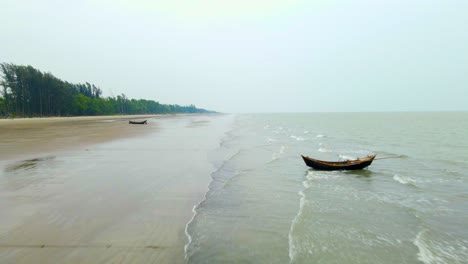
[{"left": 185, "top": 112, "right": 468, "bottom": 264}]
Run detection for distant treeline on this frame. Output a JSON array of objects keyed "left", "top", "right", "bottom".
[{"left": 0, "top": 63, "right": 213, "bottom": 117}]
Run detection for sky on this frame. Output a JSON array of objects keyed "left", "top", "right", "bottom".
[{"left": 1, "top": 0, "right": 467, "bottom": 113}]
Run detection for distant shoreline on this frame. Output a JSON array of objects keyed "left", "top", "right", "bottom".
[
  {"left": 0, "top": 114, "right": 162, "bottom": 124},
  {"left": 0, "top": 113, "right": 217, "bottom": 161}
]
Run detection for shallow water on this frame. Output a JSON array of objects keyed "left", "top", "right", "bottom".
[
  {"left": 1, "top": 113, "right": 467, "bottom": 263},
  {"left": 185, "top": 112, "right": 468, "bottom": 264}
]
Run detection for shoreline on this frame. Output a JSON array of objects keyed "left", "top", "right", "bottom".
[{"left": 0, "top": 113, "right": 233, "bottom": 263}]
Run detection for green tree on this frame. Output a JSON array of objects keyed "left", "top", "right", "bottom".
[{"left": 0, "top": 62, "right": 214, "bottom": 117}]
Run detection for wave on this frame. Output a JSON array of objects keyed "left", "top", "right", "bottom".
[
  {"left": 393, "top": 174, "right": 417, "bottom": 185},
  {"left": 288, "top": 171, "right": 341, "bottom": 262},
  {"left": 378, "top": 151, "right": 409, "bottom": 159},
  {"left": 318, "top": 147, "right": 332, "bottom": 153},
  {"left": 290, "top": 135, "right": 306, "bottom": 141},
  {"left": 184, "top": 125, "right": 241, "bottom": 260},
  {"left": 279, "top": 146, "right": 285, "bottom": 155},
  {"left": 184, "top": 150, "right": 242, "bottom": 260},
  {"left": 288, "top": 181, "right": 308, "bottom": 263},
  {"left": 414, "top": 229, "right": 436, "bottom": 264},
  {"left": 184, "top": 199, "right": 203, "bottom": 259},
  {"left": 316, "top": 134, "right": 326, "bottom": 138},
  {"left": 271, "top": 146, "right": 286, "bottom": 161},
  {"left": 306, "top": 171, "right": 341, "bottom": 181},
  {"left": 413, "top": 229, "right": 468, "bottom": 264}
]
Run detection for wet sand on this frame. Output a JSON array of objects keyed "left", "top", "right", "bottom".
[
  {"left": 0, "top": 114, "right": 233, "bottom": 263},
  {"left": 0, "top": 115, "right": 160, "bottom": 161}
]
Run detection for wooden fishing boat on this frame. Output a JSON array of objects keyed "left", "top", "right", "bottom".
[
  {"left": 301, "top": 154, "right": 377, "bottom": 171},
  {"left": 129, "top": 120, "right": 147, "bottom": 124}
]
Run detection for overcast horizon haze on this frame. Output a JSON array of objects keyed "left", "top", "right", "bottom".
[{"left": 1, "top": 0, "right": 467, "bottom": 113}]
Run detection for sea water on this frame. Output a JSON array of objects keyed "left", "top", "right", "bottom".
[{"left": 185, "top": 112, "right": 468, "bottom": 264}]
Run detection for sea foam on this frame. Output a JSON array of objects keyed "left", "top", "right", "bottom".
[
  {"left": 318, "top": 147, "right": 332, "bottom": 153},
  {"left": 288, "top": 181, "right": 309, "bottom": 263},
  {"left": 393, "top": 174, "right": 417, "bottom": 185},
  {"left": 413, "top": 230, "right": 442, "bottom": 264},
  {"left": 413, "top": 229, "right": 467, "bottom": 264},
  {"left": 271, "top": 146, "right": 286, "bottom": 161},
  {"left": 290, "top": 135, "right": 305, "bottom": 141}
]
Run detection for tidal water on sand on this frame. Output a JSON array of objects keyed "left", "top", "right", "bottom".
[
  {"left": 0, "top": 114, "right": 233, "bottom": 264},
  {"left": 1, "top": 113, "right": 467, "bottom": 264},
  {"left": 185, "top": 112, "right": 468, "bottom": 264}
]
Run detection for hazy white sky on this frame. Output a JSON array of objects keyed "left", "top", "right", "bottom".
[{"left": 1, "top": 0, "right": 467, "bottom": 113}]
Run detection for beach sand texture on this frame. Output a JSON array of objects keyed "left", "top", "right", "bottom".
[
  {"left": 0, "top": 114, "right": 232, "bottom": 264},
  {"left": 0, "top": 115, "right": 161, "bottom": 161}
]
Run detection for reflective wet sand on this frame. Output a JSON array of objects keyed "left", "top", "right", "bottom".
[
  {"left": 0, "top": 115, "right": 160, "bottom": 161},
  {"left": 0, "top": 114, "right": 232, "bottom": 264}
]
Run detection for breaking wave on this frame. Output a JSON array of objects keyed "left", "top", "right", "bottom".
[{"left": 393, "top": 174, "right": 417, "bottom": 185}]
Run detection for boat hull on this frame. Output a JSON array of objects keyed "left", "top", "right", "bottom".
[
  {"left": 301, "top": 155, "right": 376, "bottom": 171},
  {"left": 129, "top": 120, "right": 147, "bottom": 124}
]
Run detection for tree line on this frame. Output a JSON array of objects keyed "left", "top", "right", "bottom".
[{"left": 0, "top": 62, "right": 213, "bottom": 117}]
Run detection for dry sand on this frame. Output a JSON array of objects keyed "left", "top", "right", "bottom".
[{"left": 0, "top": 114, "right": 233, "bottom": 264}]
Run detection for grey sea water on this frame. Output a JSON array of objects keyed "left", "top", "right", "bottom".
[{"left": 185, "top": 112, "right": 468, "bottom": 264}]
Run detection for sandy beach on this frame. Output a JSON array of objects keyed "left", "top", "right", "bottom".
[
  {"left": 0, "top": 115, "right": 162, "bottom": 161},
  {"left": 0, "top": 114, "right": 233, "bottom": 263}
]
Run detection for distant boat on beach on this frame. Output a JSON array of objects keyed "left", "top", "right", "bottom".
[
  {"left": 129, "top": 120, "right": 147, "bottom": 125},
  {"left": 301, "top": 154, "right": 376, "bottom": 171}
]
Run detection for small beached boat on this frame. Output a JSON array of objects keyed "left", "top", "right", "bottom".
[
  {"left": 129, "top": 120, "right": 147, "bottom": 125},
  {"left": 301, "top": 154, "right": 377, "bottom": 171}
]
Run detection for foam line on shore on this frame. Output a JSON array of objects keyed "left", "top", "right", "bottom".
[
  {"left": 288, "top": 178, "right": 309, "bottom": 263},
  {"left": 183, "top": 126, "right": 239, "bottom": 261}
]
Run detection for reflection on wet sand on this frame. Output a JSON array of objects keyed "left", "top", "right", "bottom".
[
  {"left": 0, "top": 115, "right": 157, "bottom": 161},
  {"left": 0, "top": 244, "right": 163, "bottom": 249},
  {"left": 5, "top": 156, "right": 56, "bottom": 172},
  {"left": 0, "top": 114, "right": 232, "bottom": 264}
]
